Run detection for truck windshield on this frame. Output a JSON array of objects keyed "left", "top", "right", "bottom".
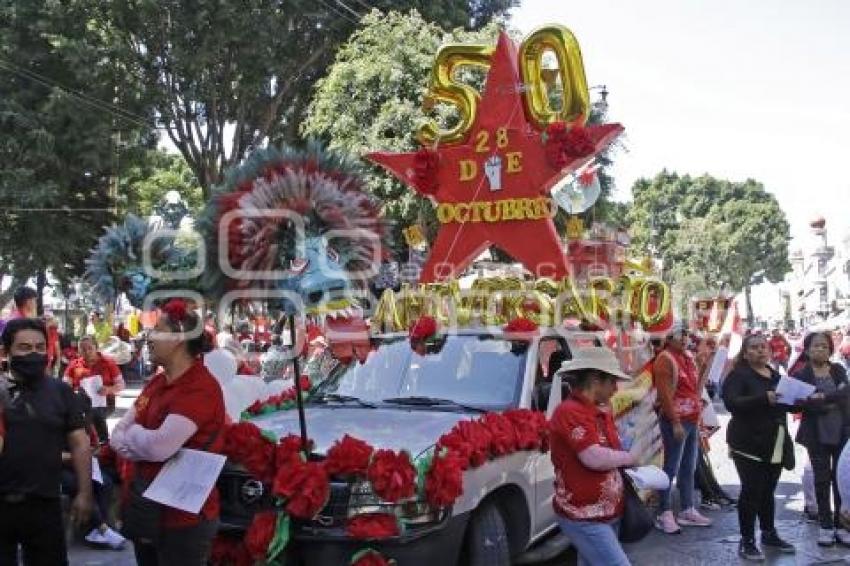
[{"left": 314, "top": 335, "right": 528, "bottom": 410}]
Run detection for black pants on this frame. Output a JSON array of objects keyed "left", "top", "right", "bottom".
[
  {"left": 0, "top": 496, "right": 68, "bottom": 566},
  {"left": 732, "top": 455, "right": 782, "bottom": 541},
  {"left": 133, "top": 520, "right": 218, "bottom": 566},
  {"left": 808, "top": 441, "right": 845, "bottom": 529},
  {"left": 91, "top": 406, "right": 111, "bottom": 442}
]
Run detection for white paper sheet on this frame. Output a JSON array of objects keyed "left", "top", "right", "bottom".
[
  {"left": 775, "top": 375, "right": 816, "bottom": 406},
  {"left": 80, "top": 375, "right": 106, "bottom": 408},
  {"left": 707, "top": 346, "right": 729, "bottom": 384},
  {"left": 92, "top": 457, "right": 103, "bottom": 485},
  {"left": 625, "top": 465, "right": 670, "bottom": 490},
  {"left": 142, "top": 448, "right": 227, "bottom": 514}
]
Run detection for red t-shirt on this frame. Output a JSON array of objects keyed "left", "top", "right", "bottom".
[
  {"left": 64, "top": 354, "right": 121, "bottom": 390},
  {"left": 768, "top": 336, "right": 790, "bottom": 362},
  {"left": 132, "top": 361, "right": 226, "bottom": 528},
  {"left": 549, "top": 392, "right": 625, "bottom": 522}
]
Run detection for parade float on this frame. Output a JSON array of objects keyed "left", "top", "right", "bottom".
[{"left": 85, "top": 23, "right": 672, "bottom": 566}]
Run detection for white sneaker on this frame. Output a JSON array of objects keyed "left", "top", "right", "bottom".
[
  {"left": 818, "top": 527, "right": 835, "bottom": 547},
  {"left": 101, "top": 527, "right": 126, "bottom": 550},
  {"left": 84, "top": 528, "right": 108, "bottom": 545}
]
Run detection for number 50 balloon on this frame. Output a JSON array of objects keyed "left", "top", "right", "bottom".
[{"left": 417, "top": 24, "right": 591, "bottom": 145}]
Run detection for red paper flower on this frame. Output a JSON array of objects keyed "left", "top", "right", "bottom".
[
  {"left": 453, "top": 419, "right": 493, "bottom": 468},
  {"left": 480, "top": 413, "right": 518, "bottom": 457},
  {"left": 503, "top": 317, "right": 539, "bottom": 341},
  {"left": 413, "top": 148, "right": 440, "bottom": 196},
  {"left": 436, "top": 429, "right": 472, "bottom": 470},
  {"left": 425, "top": 453, "right": 464, "bottom": 507},
  {"left": 367, "top": 449, "right": 416, "bottom": 502},
  {"left": 544, "top": 121, "right": 569, "bottom": 169},
  {"left": 563, "top": 125, "right": 596, "bottom": 157},
  {"left": 324, "top": 434, "right": 374, "bottom": 477},
  {"left": 223, "top": 422, "right": 276, "bottom": 483},
  {"left": 161, "top": 298, "right": 189, "bottom": 323},
  {"left": 276, "top": 434, "right": 305, "bottom": 468},
  {"left": 246, "top": 400, "right": 264, "bottom": 415},
  {"left": 409, "top": 316, "right": 437, "bottom": 342},
  {"left": 299, "top": 375, "right": 312, "bottom": 391},
  {"left": 346, "top": 513, "right": 400, "bottom": 540},
  {"left": 273, "top": 459, "right": 330, "bottom": 519},
  {"left": 351, "top": 549, "right": 396, "bottom": 566},
  {"left": 244, "top": 511, "right": 277, "bottom": 561},
  {"left": 285, "top": 462, "right": 330, "bottom": 519},
  {"left": 504, "top": 409, "right": 543, "bottom": 451}
]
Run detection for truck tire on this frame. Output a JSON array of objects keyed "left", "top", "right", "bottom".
[{"left": 464, "top": 502, "right": 511, "bottom": 566}]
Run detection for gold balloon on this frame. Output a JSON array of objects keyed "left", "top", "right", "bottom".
[
  {"left": 373, "top": 289, "right": 403, "bottom": 333},
  {"left": 587, "top": 276, "right": 616, "bottom": 327},
  {"left": 638, "top": 278, "right": 672, "bottom": 328},
  {"left": 417, "top": 43, "right": 495, "bottom": 146},
  {"left": 518, "top": 24, "right": 590, "bottom": 128}
]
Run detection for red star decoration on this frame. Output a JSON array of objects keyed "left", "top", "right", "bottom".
[{"left": 368, "top": 32, "right": 623, "bottom": 283}]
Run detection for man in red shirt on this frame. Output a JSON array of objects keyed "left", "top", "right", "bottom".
[
  {"left": 64, "top": 336, "right": 124, "bottom": 441},
  {"left": 768, "top": 329, "right": 791, "bottom": 372}
]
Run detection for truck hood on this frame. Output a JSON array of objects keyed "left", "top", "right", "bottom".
[{"left": 249, "top": 406, "right": 470, "bottom": 458}]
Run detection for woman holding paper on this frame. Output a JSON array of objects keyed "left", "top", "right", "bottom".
[
  {"left": 722, "top": 333, "right": 796, "bottom": 561},
  {"left": 793, "top": 331, "right": 850, "bottom": 546},
  {"left": 110, "top": 299, "right": 224, "bottom": 566},
  {"left": 549, "top": 348, "right": 637, "bottom": 566}
]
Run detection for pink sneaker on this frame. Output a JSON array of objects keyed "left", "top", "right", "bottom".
[
  {"left": 655, "top": 510, "right": 682, "bottom": 534},
  {"left": 677, "top": 508, "right": 713, "bottom": 527}
]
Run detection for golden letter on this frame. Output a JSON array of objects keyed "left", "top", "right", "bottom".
[
  {"left": 506, "top": 151, "right": 523, "bottom": 173},
  {"left": 459, "top": 160, "right": 477, "bottom": 181}
]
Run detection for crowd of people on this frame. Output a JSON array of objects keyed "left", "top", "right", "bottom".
[{"left": 549, "top": 323, "right": 850, "bottom": 564}]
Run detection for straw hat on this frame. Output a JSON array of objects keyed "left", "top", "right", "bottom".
[{"left": 554, "top": 347, "right": 631, "bottom": 381}]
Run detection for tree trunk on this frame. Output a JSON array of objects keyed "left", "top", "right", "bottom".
[{"left": 36, "top": 269, "right": 47, "bottom": 316}]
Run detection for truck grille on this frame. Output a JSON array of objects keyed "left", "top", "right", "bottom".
[{"left": 313, "top": 482, "right": 351, "bottom": 527}]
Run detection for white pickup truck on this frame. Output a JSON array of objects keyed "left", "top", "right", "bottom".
[{"left": 217, "top": 327, "right": 635, "bottom": 565}]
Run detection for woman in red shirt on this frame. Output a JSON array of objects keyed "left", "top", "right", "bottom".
[
  {"left": 549, "top": 348, "right": 636, "bottom": 566},
  {"left": 110, "top": 300, "right": 223, "bottom": 565}
]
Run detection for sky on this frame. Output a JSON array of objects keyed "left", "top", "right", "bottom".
[{"left": 510, "top": 0, "right": 850, "bottom": 250}]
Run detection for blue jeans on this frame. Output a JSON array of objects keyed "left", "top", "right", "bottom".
[
  {"left": 556, "top": 516, "right": 630, "bottom": 566},
  {"left": 658, "top": 417, "right": 699, "bottom": 512}
]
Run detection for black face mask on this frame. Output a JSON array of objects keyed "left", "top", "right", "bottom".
[{"left": 10, "top": 352, "right": 48, "bottom": 384}]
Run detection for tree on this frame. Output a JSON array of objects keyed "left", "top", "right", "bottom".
[
  {"left": 0, "top": 0, "right": 153, "bottom": 305},
  {"left": 119, "top": 150, "right": 204, "bottom": 217},
  {"left": 96, "top": 0, "right": 515, "bottom": 198},
  {"left": 627, "top": 171, "right": 791, "bottom": 312}
]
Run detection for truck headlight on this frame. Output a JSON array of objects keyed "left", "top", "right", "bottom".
[{"left": 349, "top": 481, "right": 446, "bottom": 526}]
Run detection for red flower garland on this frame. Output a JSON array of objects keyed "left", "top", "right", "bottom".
[
  {"left": 424, "top": 453, "right": 464, "bottom": 507},
  {"left": 503, "top": 317, "right": 539, "bottom": 341},
  {"left": 223, "top": 422, "right": 276, "bottom": 484},
  {"left": 346, "top": 513, "right": 400, "bottom": 540},
  {"left": 244, "top": 511, "right": 277, "bottom": 561},
  {"left": 413, "top": 148, "right": 440, "bottom": 196},
  {"left": 272, "top": 458, "right": 330, "bottom": 519},
  {"left": 210, "top": 535, "right": 252, "bottom": 566},
  {"left": 367, "top": 449, "right": 416, "bottom": 502},
  {"left": 480, "top": 412, "right": 519, "bottom": 457},
  {"left": 325, "top": 434, "right": 374, "bottom": 477}
]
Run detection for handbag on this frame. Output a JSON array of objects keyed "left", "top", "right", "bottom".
[
  {"left": 121, "top": 428, "right": 221, "bottom": 543},
  {"left": 618, "top": 471, "right": 653, "bottom": 543}
]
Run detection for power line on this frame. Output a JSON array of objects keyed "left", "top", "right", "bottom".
[
  {"left": 0, "top": 58, "right": 153, "bottom": 129},
  {"left": 349, "top": 0, "right": 374, "bottom": 11},
  {"left": 334, "top": 0, "right": 362, "bottom": 19},
  {"left": 315, "top": 0, "right": 360, "bottom": 26}
]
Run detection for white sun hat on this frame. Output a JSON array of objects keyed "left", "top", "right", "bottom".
[{"left": 554, "top": 346, "right": 631, "bottom": 382}]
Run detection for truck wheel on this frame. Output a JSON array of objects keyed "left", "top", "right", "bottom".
[{"left": 464, "top": 502, "right": 511, "bottom": 566}]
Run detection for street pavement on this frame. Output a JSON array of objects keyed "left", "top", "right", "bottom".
[{"left": 67, "top": 397, "right": 850, "bottom": 565}]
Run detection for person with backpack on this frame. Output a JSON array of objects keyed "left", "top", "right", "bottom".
[{"left": 793, "top": 331, "right": 850, "bottom": 546}]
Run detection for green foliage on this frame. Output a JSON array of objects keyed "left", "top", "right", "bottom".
[
  {"left": 0, "top": 0, "right": 152, "bottom": 285},
  {"left": 627, "top": 170, "right": 791, "bottom": 295},
  {"left": 302, "top": 10, "right": 503, "bottom": 259},
  {"left": 119, "top": 150, "right": 203, "bottom": 217},
  {"left": 97, "top": 0, "right": 515, "bottom": 197}
]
